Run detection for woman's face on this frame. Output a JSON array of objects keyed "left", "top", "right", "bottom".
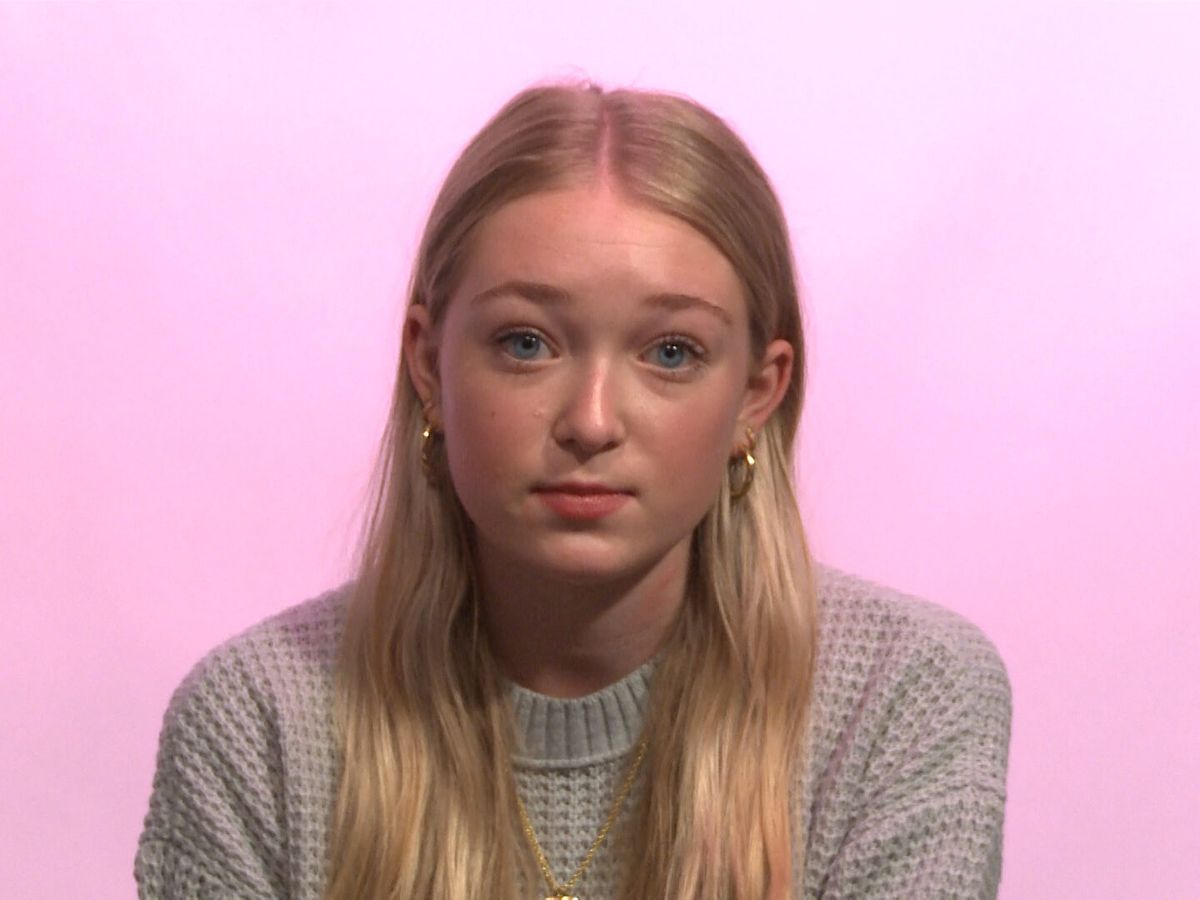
[{"left": 406, "top": 185, "right": 792, "bottom": 590}]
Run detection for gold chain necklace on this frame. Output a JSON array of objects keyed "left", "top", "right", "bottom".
[{"left": 515, "top": 734, "right": 649, "bottom": 900}]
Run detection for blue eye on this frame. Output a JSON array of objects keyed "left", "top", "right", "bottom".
[
  {"left": 500, "top": 331, "right": 546, "bottom": 361},
  {"left": 651, "top": 339, "right": 697, "bottom": 370}
]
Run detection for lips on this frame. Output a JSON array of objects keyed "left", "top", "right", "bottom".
[
  {"left": 533, "top": 482, "right": 633, "bottom": 520},
  {"left": 534, "top": 481, "right": 633, "bottom": 495}
]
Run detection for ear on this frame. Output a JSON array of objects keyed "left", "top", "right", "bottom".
[
  {"left": 735, "top": 338, "right": 793, "bottom": 451},
  {"left": 402, "top": 303, "right": 442, "bottom": 426}
]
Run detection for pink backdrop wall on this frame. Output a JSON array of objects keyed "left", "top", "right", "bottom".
[{"left": 2, "top": 4, "right": 1197, "bottom": 897}]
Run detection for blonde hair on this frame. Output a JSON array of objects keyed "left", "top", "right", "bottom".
[{"left": 326, "top": 81, "right": 818, "bottom": 899}]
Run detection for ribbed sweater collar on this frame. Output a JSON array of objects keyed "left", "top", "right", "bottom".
[{"left": 508, "top": 657, "right": 656, "bottom": 768}]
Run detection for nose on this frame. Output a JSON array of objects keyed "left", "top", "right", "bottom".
[{"left": 550, "top": 359, "right": 627, "bottom": 457}]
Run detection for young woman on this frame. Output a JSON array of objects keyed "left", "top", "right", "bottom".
[{"left": 136, "top": 81, "right": 1011, "bottom": 899}]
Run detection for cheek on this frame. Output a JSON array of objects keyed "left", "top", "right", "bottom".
[
  {"left": 648, "top": 399, "right": 738, "bottom": 492},
  {"left": 442, "top": 381, "right": 538, "bottom": 488}
]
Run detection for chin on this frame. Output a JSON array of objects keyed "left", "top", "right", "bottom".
[
  {"left": 518, "top": 535, "right": 674, "bottom": 588},
  {"left": 530, "top": 552, "right": 638, "bottom": 586}
]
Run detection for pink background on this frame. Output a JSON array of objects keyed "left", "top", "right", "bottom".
[{"left": 2, "top": 4, "right": 1197, "bottom": 897}]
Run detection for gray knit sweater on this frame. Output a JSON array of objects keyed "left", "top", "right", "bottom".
[{"left": 135, "top": 563, "right": 1012, "bottom": 898}]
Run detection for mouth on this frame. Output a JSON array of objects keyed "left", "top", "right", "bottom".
[
  {"left": 532, "top": 482, "right": 634, "bottom": 520},
  {"left": 533, "top": 481, "right": 635, "bottom": 496}
]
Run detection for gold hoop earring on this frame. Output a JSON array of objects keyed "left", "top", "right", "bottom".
[
  {"left": 420, "top": 404, "right": 443, "bottom": 484},
  {"left": 728, "top": 426, "right": 757, "bottom": 500}
]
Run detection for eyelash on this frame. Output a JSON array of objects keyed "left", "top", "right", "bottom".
[
  {"left": 496, "top": 329, "right": 551, "bottom": 363},
  {"left": 494, "top": 329, "right": 707, "bottom": 377},
  {"left": 648, "top": 334, "right": 706, "bottom": 377}
]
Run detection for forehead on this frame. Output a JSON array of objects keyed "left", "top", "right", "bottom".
[{"left": 456, "top": 186, "right": 747, "bottom": 316}]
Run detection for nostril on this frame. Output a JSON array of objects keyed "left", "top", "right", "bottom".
[
  {"left": 550, "top": 372, "right": 624, "bottom": 451},
  {"left": 552, "top": 409, "right": 624, "bottom": 455}
]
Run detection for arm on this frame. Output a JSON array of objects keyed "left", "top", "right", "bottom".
[
  {"left": 819, "top": 630, "right": 1013, "bottom": 899},
  {"left": 135, "top": 645, "right": 289, "bottom": 899}
]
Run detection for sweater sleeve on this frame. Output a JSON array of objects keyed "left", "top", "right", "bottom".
[
  {"left": 818, "top": 617, "right": 1013, "bottom": 899},
  {"left": 135, "top": 640, "right": 290, "bottom": 899}
]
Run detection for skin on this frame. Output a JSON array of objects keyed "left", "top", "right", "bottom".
[{"left": 405, "top": 183, "right": 792, "bottom": 698}]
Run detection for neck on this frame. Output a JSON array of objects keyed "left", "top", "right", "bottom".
[{"left": 477, "top": 542, "right": 688, "bottom": 699}]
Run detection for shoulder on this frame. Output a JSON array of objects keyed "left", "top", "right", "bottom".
[
  {"left": 136, "top": 584, "right": 351, "bottom": 897},
  {"left": 148, "top": 582, "right": 350, "bottom": 782},
  {"left": 812, "top": 561, "right": 1009, "bottom": 700},
  {"left": 807, "top": 561, "right": 1012, "bottom": 790},
  {"left": 164, "top": 582, "right": 350, "bottom": 721},
  {"left": 800, "top": 564, "right": 1013, "bottom": 897}
]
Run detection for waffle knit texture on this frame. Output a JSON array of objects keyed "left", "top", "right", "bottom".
[{"left": 135, "top": 563, "right": 1012, "bottom": 898}]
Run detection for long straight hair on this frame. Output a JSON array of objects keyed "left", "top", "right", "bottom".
[{"left": 325, "top": 81, "right": 818, "bottom": 899}]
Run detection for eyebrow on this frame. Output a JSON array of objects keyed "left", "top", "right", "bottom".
[{"left": 470, "top": 279, "right": 734, "bottom": 325}]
